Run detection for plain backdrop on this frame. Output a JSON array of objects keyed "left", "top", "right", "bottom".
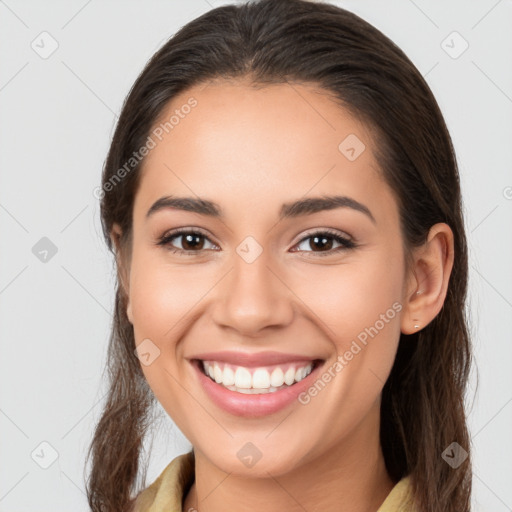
[{"left": 1, "top": 1, "right": 511, "bottom": 510}]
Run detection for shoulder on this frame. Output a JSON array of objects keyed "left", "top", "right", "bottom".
[
  {"left": 377, "top": 475, "right": 416, "bottom": 512},
  {"left": 131, "top": 451, "right": 195, "bottom": 512}
]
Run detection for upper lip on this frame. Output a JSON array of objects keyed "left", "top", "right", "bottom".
[{"left": 189, "top": 351, "right": 322, "bottom": 367}]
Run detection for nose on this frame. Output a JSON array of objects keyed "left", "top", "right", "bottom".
[{"left": 211, "top": 250, "right": 295, "bottom": 337}]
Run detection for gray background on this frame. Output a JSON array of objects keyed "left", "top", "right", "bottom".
[{"left": 1, "top": 0, "right": 511, "bottom": 510}]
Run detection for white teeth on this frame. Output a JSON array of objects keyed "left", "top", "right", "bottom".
[
  {"left": 223, "top": 365, "right": 235, "bottom": 386},
  {"left": 214, "top": 365, "right": 223, "bottom": 383},
  {"left": 270, "top": 367, "right": 285, "bottom": 387},
  {"left": 234, "top": 366, "right": 252, "bottom": 389},
  {"left": 284, "top": 367, "right": 296, "bottom": 385},
  {"left": 252, "top": 368, "right": 271, "bottom": 388},
  {"left": 225, "top": 386, "right": 284, "bottom": 394},
  {"left": 202, "top": 360, "right": 315, "bottom": 393}
]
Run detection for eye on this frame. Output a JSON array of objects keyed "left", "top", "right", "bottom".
[
  {"left": 156, "top": 227, "right": 356, "bottom": 257},
  {"left": 291, "top": 229, "right": 356, "bottom": 257},
  {"left": 157, "top": 228, "right": 217, "bottom": 255}
]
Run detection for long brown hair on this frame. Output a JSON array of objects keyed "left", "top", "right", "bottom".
[{"left": 85, "top": 1, "right": 473, "bottom": 510}]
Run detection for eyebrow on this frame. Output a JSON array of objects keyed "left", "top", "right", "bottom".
[{"left": 146, "top": 194, "right": 376, "bottom": 224}]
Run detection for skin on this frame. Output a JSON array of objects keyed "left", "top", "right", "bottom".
[{"left": 111, "top": 79, "right": 454, "bottom": 512}]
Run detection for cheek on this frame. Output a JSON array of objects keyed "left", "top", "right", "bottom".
[
  {"left": 293, "top": 252, "right": 403, "bottom": 334},
  {"left": 127, "top": 252, "right": 207, "bottom": 412},
  {"left": 128, "top": 252, "right": 208, "bottom": 340},
  {"left": 290, "top": 249, "right": 404, "bottom": 377}
]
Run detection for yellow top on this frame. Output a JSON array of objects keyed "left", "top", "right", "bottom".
[{"left": 132, "top": 451, "right": 416, "bottom": 512}]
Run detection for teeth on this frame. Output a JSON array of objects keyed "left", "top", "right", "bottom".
[
  {"left": 202, "top": 360, "right": 315, "bottom": 393},
  {"left": 214, "top": 364, "right": 223, "bottom": 383},
  {"left": 270, "top": 367, "right": 284, "bottom": 387},
  {"left": 234, "top": 367, "right": 252, "bottom": 389},
  {"left": 223, "top": 366, "right": 235, "bottom": 386},
  {"left": 284, "top": 367, "right": 296, "bottom": 385},
  {"left": 252, "top": 368, "right": 270, "bottom": 388}
]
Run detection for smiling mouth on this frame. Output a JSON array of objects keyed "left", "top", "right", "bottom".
[{"left": 194, "top": 359, "right": 324, "bottom": 394}]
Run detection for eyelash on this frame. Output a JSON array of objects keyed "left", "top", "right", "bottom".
[{"left": 156, "top": 227, "right": 357, "bottom": 257}]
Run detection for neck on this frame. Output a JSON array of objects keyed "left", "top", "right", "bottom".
[{"left": 183, "top": 404, "right": 395, "bottom": 512}]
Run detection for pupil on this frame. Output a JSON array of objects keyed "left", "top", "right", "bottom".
[
  {"left": 312, "top": 235, "right": 332, "bottom": 251},
  {"left": 183, "top": 234, "right": 203, "bottom": 250}
]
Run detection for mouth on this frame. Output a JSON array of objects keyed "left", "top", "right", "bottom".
[
  {"left": 190, "top": 357, "right": 326, "bottom": 417},
  {"left": 195, "top": 358, "right": 324, "bottom": 394}
]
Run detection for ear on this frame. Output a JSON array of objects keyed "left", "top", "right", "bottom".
[
  {"left": 110, "top": 223, "right": 133, "bottom": 324},
  {"left": 400, "top": 223, "right": 455, "bottom": 334}
]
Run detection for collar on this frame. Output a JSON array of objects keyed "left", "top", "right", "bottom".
[{"left": 132, "top": 451, "right": 415, "bottom": 512}]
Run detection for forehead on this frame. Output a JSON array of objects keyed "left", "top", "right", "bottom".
[{"left": 133, "top": 80, "right": 397, "bottom": 225}]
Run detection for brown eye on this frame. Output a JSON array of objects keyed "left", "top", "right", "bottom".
[
  {"left": 178, "top": 233, "right": 205, "bottom": 250},
  {"left": 157, "top": 229, "right": 217, "bottom": 255},
  {"left": 308, "top": 234, "right": 335, "bottom": 251},
  {"left": 292, "top": 230, "right": 356, "bottom": 257}
]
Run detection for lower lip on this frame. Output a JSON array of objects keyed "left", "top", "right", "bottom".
[{"left": 191, "top": 359, "right": 324, "bottom": 418}]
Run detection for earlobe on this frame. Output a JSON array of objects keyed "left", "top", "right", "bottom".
[{"left": 400, "top": 223, "right": 455, "bottom": 335}]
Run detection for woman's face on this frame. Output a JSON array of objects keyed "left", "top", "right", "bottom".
[{"left": 121, "top": 80, "right": 412, "bottom": 476}]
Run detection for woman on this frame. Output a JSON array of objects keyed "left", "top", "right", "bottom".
[{"left": 86, "top": 1, "right": 473, "bottom": 511}]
